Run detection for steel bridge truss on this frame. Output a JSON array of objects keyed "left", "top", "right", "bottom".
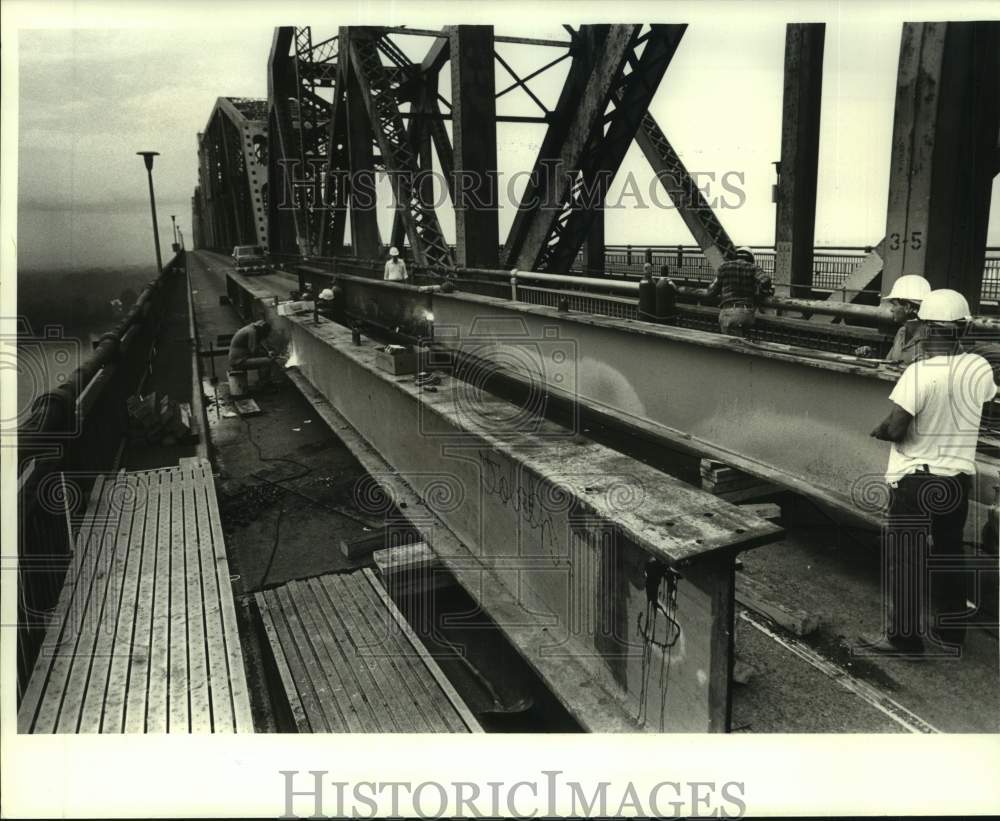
[
  {"left": 196, "top": 97, "right": 269, "bottom": 252},
  {"left": 235, "top": 24, "right": 743, "bottom": 272}
]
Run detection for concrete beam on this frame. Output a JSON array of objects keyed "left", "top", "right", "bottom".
[
  {"left": 773, "top": 24, "right": 825, "bottom": 295},
  {"left": 883, "top": 22, "right": 1000, "bottom": 312},
  {"left": 229, "top": 273, "right": 782, "bottom": 732},
  {"left": 450, "top": 26, "right": 500, "bottom": 269}
]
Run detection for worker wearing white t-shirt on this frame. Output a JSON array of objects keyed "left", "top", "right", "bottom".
[
  {"left": 383, "top": 246, "right": 408, "bottom": 282},
  {"left": 863, "top": 289, "right": 998, "bottom": 656}
]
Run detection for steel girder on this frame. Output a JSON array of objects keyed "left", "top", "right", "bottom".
[
  {"left": 348, "top": 29, "right": 454, "bottom": 267},
  {"left": 267, "top": 26, "right": 339, "bottom": 256},
  {"left": 631, "top": 112, "right": 737, "bottom": 271},
  {"left": 312, "top": 275, "right": 998, "bottom": 538},
  {"left": 533, "top": 25, "right": 687, "bottom": 274}
]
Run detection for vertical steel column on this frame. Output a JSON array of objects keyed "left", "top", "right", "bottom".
[
  {"left": 883, "top": 22, "right": 1000, "bottom": 311},
  {"left": 773, "top": 23, "right": 825, "bottom": 296},
  {"left": 450, "top": 25, "right": 500, "bottom": 269},
  {"left": 345, "top": 32, "right": 381, "bottom": 259}
]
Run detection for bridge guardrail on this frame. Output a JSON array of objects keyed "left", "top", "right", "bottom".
[{"left": 15, "top": 251, "right": 186, "bottom": 697}]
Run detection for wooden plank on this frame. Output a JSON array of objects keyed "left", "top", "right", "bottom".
[
  {"left": 17, "top": 475, "right": 110, "bottom": 732},
  {"left": 357, "top": 572, "right": 470, "bottom": 734},
  {"left": 192, "top": 463, "right": 236, "bottom": 733},
  {"left": 361, "top": 569, "right": 482, "bottom": 733},
  {"left": 325, "top": 573, "right": 445, "bottom": 733},
  {"left": 167, "top": 467, "right": 190, "bottom": 732},
  {"left": 735, "top": 572, "right": 822, "bottom": 636},
  {"left": 145, "top": 468, "right": 175, "bottom": 732},
  {"left": 84, "top": 470, "right": 151, "bottom": 732},
  {"left": 56, "top": 472, "right": 138, "bottom": 733},
  {"left": 268, "top": 586, "right": 325, "bottom": 732},
  {"left": 344, "top": 572, "right": 449, "bottom": 733},
  {"left": 255, "top": 591, "right": 310, "bottom": 732},
  {"left": 301, "top": 577, "right": 380, "bottom": 733},
  {"left": 199, "top": 459, "right": 254, "bottom": 733},
  {"left": 124, "top": 469, "right": 165, "bottom": 732},
  {"left": 312, "top": 574, "right": 398, "bottom": 731},
  {"left": 324, "top": 574, "right": 418, "bottom": 732},
  {"left": 281, "top": 580, "right": 351, "bottom": 733},
  {"left": 372, "top": 542, "right": 437, "bottom": 576},
  {"left": 340, "top": 526, "right": 422, "bottom": 560},
  {"left": 182, "top": 462, "right": 212, "bottom": 732},
  {"left": 310, "top": 575, "right": 396, "bottom": 732}
]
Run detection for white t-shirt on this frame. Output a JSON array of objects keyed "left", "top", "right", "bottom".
[
  {"left": 886, "top": 352, "right": 998, "bottom": 482},
  {"left": 384, "top": 259, "right": 408, "bottom": 281}
]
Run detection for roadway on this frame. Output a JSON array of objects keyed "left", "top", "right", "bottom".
[{"left": 190, "top": 249, "right": 998, "bottom": 733}]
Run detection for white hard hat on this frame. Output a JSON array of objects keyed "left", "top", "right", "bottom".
[
  {"left": 389, "top": 246, "right": 399, "bottom": 257},
  {"left": 319, "top": 288, "right": 334, "bottom": 300},
  {"left": 735, "top": 246, "right": 755, "bottom": 262},
  {"left": 917, "top": 289, "right": 972, "bottom": 322},
  {"left": 885, "top": 274, "right": 931, "bottom": 303}
]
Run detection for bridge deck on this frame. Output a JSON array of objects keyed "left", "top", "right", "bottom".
[
  {"left": 255, "top": 569, "right": 482, "bottom": 732},
  {"left": 17, "top": 457, "right": 253, "bottom": 734}
]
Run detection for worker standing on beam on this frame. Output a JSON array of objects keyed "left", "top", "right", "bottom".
[
  {"left": 863, "top": 289, "right": 998, "bottom": 657},
  {"left": 702, "top": 246, "right": 773, "bottom": 337},
  {"left": 855, "top": 274, "right": 930, "bottom": 363},
  {"left": 383, "top": 246, "right": 409, "bottom": 282}
]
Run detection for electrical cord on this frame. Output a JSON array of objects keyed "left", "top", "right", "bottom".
[{"left": 238, "top": 408, "right": 311, "bottom": 593}]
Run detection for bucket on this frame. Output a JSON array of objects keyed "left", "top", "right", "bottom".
[{"left": 227, "top": 370, "right": 248, "bottom": 397}]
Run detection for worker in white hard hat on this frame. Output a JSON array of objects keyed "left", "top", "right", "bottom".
[
  {"left": 861, "top": 289, "right": 997, "bottom": 657},
  {"left": 854, "top": 274, "right": 931, "bottom": 363},
  {"left": 702, "top": 246, "right": 773, "bottom": 338},
  {"left": 383, "top": 246, "right": 409, "bottom": 282}
]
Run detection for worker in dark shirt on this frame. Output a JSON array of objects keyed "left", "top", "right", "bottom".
[
  {"left": 703, "top": 247, "right": 773, "bottom": 337},
  {"left": 657, "top": 265, "right": 680, "bottom": 324}
]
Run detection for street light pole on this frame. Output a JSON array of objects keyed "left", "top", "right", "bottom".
[{"left": 137, "top": 151, "right": 163, "bottom": 275}]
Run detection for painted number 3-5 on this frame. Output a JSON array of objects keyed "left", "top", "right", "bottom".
[{"left": 888, "top": 231, "right": 923, "bottom": 251}]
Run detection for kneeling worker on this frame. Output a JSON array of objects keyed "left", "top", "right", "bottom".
[
  {"left": 864, "top": 289, "right": 998, "bottom": 655},
  {"left": 703, "top": 246, "right": 773, "bottom": 337},
  {"left": 229, "top": 319, "right": 275, "bottom": 372}
]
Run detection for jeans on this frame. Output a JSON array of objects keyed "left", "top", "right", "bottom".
[
  {"left": 229, "top": 352, "right": 272, "bottom": 370},
  {"left": 718, "top": 305, "right": 756, "bottom": 337},
  {"left": 884, "top": 471, "right": 971, "bottom": 648}
]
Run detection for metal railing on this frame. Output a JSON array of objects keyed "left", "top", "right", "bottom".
[
  {"left": 15, "top": 251, "right": 187, "bottom": 696},
  {"left": 573, "top": 244, "right": 1000, "bottom": 302}
]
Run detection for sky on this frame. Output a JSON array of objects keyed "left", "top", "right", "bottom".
[{"left": 9, "top": 1, "right": 1000, "bottom": 271}]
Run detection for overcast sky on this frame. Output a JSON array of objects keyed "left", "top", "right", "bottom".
[{"left": 12, "top": 3, "right": 1000, "bottom": 269}]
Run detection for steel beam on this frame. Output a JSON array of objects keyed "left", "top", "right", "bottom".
[
  {"left": 533, "top": 26, "right": 686, "bottom": 275},
  {"left": 503, "top": 25, "right": 613, "bottom": 270},
  {"left": 348, "top": 29, "right": 453, "bottom": 267},
  {"left": 450, "top": 25, "right": 500, "bottom": 269},
  {"left": 267, "top": 27, "right": 307, "bottom": 255},
  {"left": 774, "top": 24, "right": 825, "bottom": 294},
  {"left": 883, "top": 22, "right": 1000, "bottom": 312},
  {"left": 633, "top": 114, "right": 737, "bottom": 271},
  {"left": 345, "top": 37, "right": 382, "bottom": 259},
  {"left": 308, "top": 273, "right": 998, "bottom": 538},
  {"left": 228, "top": 271, "right": 781, "bottom": 732}
]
